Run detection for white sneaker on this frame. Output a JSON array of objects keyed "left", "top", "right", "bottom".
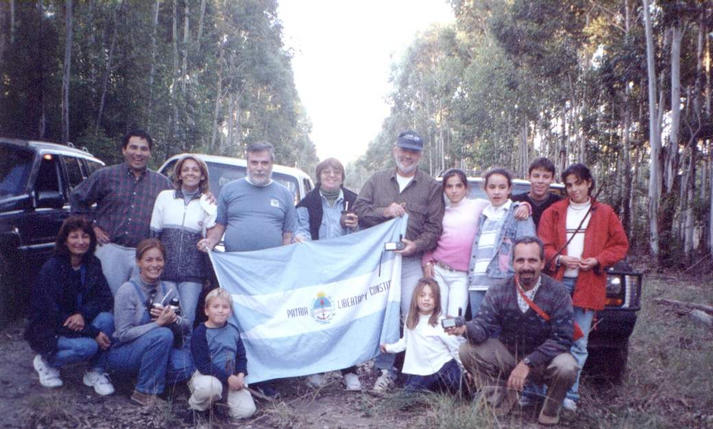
[
  {"left": 306, "top": 373, "right": 325, "bottom": 388},
  {"left": 343, "top": 372, "right": 362, "bottom": 391},
  {"left": 33, "top": 354, "right": 62, "bottom": 388},
  {"left": 83, "top": 370, "right": 115, "bottom": 396},
  {"left": 562, "top": 398, "right": 578, "bottom": 412},
  {"left": 372, "top": 369, "right": 393, "bottom": 393}
]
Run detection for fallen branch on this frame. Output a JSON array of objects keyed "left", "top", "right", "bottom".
[
  {"left": 654, "top": 298, "right": 713, "bottom": 315},
  {"left": 689, "top": 310, "right": 713, "bottom": 328}
]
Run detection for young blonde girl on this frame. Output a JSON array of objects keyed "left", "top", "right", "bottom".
[{"left": 380, "top": 278, "right": 464, "bottom": 393}]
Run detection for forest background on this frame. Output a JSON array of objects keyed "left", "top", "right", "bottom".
[{"left": 1, "top": 0, "right": 712, "bottom": 269}]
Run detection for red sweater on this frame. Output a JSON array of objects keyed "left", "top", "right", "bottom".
[{"left": 538, "top": 198, "right": 629, "bottom": 311}]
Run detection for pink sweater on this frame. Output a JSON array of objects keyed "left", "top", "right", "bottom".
[{"left": 423, "top": 198, "right": 488, "bottom": 272}]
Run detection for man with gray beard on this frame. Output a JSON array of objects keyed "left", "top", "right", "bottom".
[
  {"left": 199, "top": 141, "right": 296, "bottom": 399},
  {"left": 353, "top": 130, "right": 445, "bottom": 392},
  {"left": 200, "top": 141, "right": 296, "bottom": 253}
]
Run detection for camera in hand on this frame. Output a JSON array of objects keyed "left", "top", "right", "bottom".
[
  {"left": 384, "top": 234, "right": 405, "bottom": 251},
  {"left": 441, "top": 307, "right": 465, "bottom": 329}
]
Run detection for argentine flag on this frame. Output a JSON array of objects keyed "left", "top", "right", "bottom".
[{"left": 209, "top": 216, "right": 406, "bottom": 383}]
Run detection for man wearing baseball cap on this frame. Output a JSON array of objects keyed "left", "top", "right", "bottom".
[{"left": 353, "top": 130, "right": 445, "bottom": 392}]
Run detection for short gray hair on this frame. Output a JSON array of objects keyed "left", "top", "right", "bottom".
[{"left": 246, "top": 141, "right": 275, "bottom": 161}]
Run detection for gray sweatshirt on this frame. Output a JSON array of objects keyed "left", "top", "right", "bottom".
[{"left": 113, "top": 276, "right": 190, "bottom": 344}]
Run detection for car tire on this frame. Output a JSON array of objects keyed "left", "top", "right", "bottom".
[
  {"left": 0, "top": 252, "right": 14, "bottom": 329},
  {"left": 585, "top": 341, "right": 629, "bottom": 384}
]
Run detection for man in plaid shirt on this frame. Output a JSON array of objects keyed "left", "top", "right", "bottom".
[{"left": 71, "top": 130, "right": 171, "bottom": 295}]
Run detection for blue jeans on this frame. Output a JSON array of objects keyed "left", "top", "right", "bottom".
[
  {"left": 375, "top": 255, "right": 423, "bottom": 373},
  {"left": 404, "top": 359, "right": 462, "bottom": 394},
  {"left": 562, "top": 277, "right": 594, "bottom": 401},
  {"left": 163, "top": 280, "right": 202, "bottom": 331},
  {"left": 468, "top": 290, "right": 486, "bottom": 318},
  {"left": 95, "top": 243, "right": 138, "bottom": 296},
  {"left": 49, "top": 312, "right": 114, "bottom": 371},
  {"left": 107, "top": 327, "right": 173, "bottom": 394}
]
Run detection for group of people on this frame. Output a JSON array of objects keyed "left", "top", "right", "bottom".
[{"left": 24, "top": 128, "right": 628, "bottom": 425}]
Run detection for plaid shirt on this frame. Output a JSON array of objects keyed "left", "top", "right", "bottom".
[{"left": 71, "top": 163, "right": 171, "bottom": 247}]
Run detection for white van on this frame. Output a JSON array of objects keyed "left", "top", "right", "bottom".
[{"left": 158, "top": 153, "right": 314, "bottom": 205}]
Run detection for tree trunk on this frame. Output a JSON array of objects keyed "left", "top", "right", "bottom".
[
  {"left": 61, "top": 0, "right": 72, "bottom": 143},
  {"left": 643, "top": 0, "right": 662, "bottom": 259},
  {"left": 147, "top": 0, "right": 160, "bottom": 132},
  {"left": 710, "top": 150, "right": 713, "bottom": 254},
  {"left": 10, "top": 0, "right": 15, "bottom": 44},
  {"left": 210, "top": 44, "right": 224, "bottom": 153},
  {"left": 666, "top": 25, "right": 683, "bottom": 193},
  {"left": 196, "top": 0, "right": 206, "bottom": 52},
  {"left": 170, "top": 0, "right": 179, "bottom": 152},
  {"left": 181, "top": 0, "right": 189, "bottom": 94},
  {"left": 94, "top": 1, "right": 120, "bottom": 138}
]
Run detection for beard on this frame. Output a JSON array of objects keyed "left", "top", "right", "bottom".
[
  {"left": 394, "top": 156, "right": 418, "bottom": 175},
  {"left": 518, "top": 270, "right": 537, "bottom": 287},
  {"left": 248, "top": 172, "right": 271, "bottom": 186}
]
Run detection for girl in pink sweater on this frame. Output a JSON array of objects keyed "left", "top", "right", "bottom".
[{"left": 422, "top": 169, "right": 487, "bottom": 316}]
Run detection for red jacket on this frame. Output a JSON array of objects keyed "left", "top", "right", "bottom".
[{"left": 538, "top": 198, "right": 629, "bottom": 311}]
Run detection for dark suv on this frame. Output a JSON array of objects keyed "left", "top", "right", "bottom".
[
  {"left": 461, "top": 176, "right": 642, "bottom": 382},
  {"left": 0, "top": 138, "right": 104, "bottom": 327}
]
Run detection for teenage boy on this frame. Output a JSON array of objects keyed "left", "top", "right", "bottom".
[
  {"left": 189, "top": 288, "right": 256, "bottom": 421},
  {"left": 512, "top": 158, "right": 562, "bottom": 228}
]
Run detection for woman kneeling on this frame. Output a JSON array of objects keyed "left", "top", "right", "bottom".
[
  {"left": 107, "top": 238, "right": 193, "bottom": 406},
  {"left": 25, "top": 216, "right": 115, "bottom": 395}
]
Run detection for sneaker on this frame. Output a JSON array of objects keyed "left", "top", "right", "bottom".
[
  {"left": 306, "top": 373, "right": 325, "bottom": 388},
  {"left": 372, "top": 369, "right": 394, "bottom": 393},
  {"left": 562, "top": 398, "right": 578, "bottom": 412},
  {"left": 83, "top": 370, "right": 115, "bottom": 396},
  {"left": 254, "top": 382, "right": 280, "bottom": 399},
  {"left": 33, "top": 354, "right": 62, "bottom": 388},
  {"left": 538, "top": 408, "right": 560, "bottom": 425},
  {"left": 131, "top": 389, "right": 167, "bottom": 407},
  {"left": 343, "top": 372, "right": 362, "bottom": 391}
]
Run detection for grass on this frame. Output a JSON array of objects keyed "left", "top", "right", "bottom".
[{"left": 10, "top": 271, "right": 712, "bottom": 429}]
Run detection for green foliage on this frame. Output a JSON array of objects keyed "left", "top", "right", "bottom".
[
  {"left": 361, "top": 0, "right": 713, "bottom": 265},
  {"left": 0, "top": 0, "right": 317, "bottom": 170}
]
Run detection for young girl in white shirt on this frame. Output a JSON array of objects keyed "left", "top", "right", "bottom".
[{"left": 380, "top": 278, "right": 464, "bottom": 393}]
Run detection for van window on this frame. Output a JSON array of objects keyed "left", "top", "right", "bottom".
[
  {"left": 207, "top": 162, "right": 246, "bottom": 197},
  {"left": 85, "top": 159, "right": 104, "bottom": 176},
  {"left": 272, "top": 172, "right": 299, "bottom": 202},
  {"left": 64, "top": 157, "right": 84, "bottom": 191},
  {"left": 35, "top": 156, "right": 62, "bottom": 195},
  {"left": 0, "top": 145, "right": 33, "bottom": 197}
]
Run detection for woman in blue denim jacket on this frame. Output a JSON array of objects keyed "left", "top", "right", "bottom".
[{"left": 467, "top": 168, "right": 535, "bottom": 315}]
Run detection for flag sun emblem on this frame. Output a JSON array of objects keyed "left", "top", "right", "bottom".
[{"left": 311, "top": 292, "right": 335, "bottom": 323}]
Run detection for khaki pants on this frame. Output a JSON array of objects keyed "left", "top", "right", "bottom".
[
  {"left": 459, "top": 338, "right": 577, "bottom": 417},
  {"left": 188, "top": 371, "right": 256, "bottom": 419}
]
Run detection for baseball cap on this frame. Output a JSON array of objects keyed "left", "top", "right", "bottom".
[{"left": 396, "top": 131, "right": 423, "bottom": 151}]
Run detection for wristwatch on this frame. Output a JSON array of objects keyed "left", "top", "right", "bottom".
[{"left": 523, "top": 356, "right": 534, "bottom": 367}]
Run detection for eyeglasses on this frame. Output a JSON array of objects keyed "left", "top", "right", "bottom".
[{"left": 321, "top": 169, "right": 341, "bottom": 177}]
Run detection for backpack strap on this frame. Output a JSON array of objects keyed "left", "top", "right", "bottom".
[{"left": 514, "top": 276, "right": 583, "bottom": 340}]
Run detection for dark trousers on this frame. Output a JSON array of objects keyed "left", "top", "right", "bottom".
[{"left": 403, "top": 359, "right": 462, "bottom": 393}]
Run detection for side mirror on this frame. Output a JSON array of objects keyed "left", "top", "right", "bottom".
[{"left": 35, "top": 190, "right": 65, "bottom": 209}]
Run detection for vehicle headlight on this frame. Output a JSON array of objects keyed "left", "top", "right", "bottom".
[{"left": 606, "top": 275, "right": 622, "bottom": 295}]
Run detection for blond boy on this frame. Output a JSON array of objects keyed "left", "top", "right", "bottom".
[{"left": 189, "top": 288, "right": 256, "bottom": 419}]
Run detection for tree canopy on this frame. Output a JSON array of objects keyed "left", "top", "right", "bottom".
[{"left": 0, "top": 0, "right": 318, "bottom": 172}]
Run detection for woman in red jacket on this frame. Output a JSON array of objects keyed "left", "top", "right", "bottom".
[{"left": 538, "top": 163, "right": 628, "bottom": 411}]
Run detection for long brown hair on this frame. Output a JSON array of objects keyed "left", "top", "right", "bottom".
[{"left": 405, "top": 278, "right": 442, "bottom": 330}]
